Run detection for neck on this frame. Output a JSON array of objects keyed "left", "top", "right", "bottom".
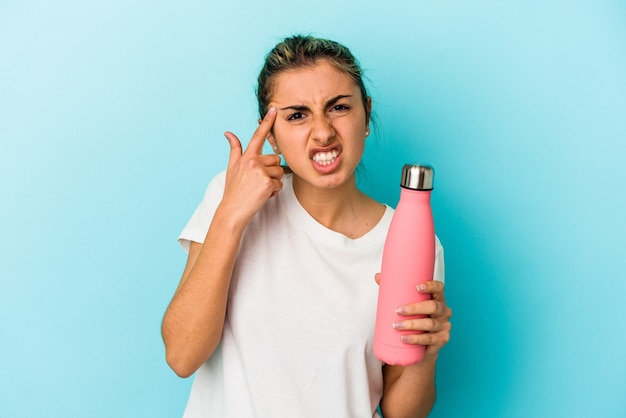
[{"left": 291, "top": 174, "right": 383, "bottom": 239}]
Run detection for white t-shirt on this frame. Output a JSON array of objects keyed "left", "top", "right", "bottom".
[{"left": 178, "top": 171, "right": 444, "bottom": 418}]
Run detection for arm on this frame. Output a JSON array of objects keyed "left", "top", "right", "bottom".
[
  {"left": 379, "top": 280, "right": 452, "bottom": 418},
  {"left": 161, "top": 107, "right": 282, "bottom": 378},
  {"left": 161, "top": 209, "right": 247, "bottom": 378},
  {"left": 381, "top": 359, "right": 437, "bottom": 418}
]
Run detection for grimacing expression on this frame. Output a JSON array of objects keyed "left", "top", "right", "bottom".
[{"left": 267, "top": 60, "right": 370, "bottom": 190}]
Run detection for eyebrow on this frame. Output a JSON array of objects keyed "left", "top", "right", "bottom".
[{"left": 279, "top": 94, "right": 353, "bottom": 111}]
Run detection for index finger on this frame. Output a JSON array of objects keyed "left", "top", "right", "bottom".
[
  {"left": 244, "top": 106, "right": 277, "bottom": 155},
  {"left": 416, "top": 280, "right": 445, "bottom": 295}
]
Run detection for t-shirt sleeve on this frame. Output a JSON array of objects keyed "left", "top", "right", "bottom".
[
  {"left": 178, "top": 171, "right": 227, "bottom": 253},
  {"left": 434, "top": 235, "right": 445, "bottom": 284}
]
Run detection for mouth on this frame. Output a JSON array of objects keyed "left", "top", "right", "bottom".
[{"left": 311, "top": 147, "right": 341, "bottom": 166}]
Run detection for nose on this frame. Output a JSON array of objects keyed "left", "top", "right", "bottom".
[{"left": 310, "top": 115, "right": 335, "bottom": 145}]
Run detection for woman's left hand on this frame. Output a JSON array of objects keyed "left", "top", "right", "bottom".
[{"left": 375, "top": 275, "right": 452, "bottom": 361}]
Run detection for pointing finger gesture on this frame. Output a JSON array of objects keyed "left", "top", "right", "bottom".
[{"left": 221, "top": 107, "right": 283, "bottom": 225}]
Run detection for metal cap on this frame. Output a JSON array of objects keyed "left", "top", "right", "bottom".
[{"left": 400, "top": 164, "right": 434, "bottom": 190}]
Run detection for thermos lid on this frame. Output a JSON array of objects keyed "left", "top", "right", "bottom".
[{"left": 401, "top": 164, "right": 434, "bottom": 190}]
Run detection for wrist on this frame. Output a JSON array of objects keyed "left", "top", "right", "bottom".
[{"left": 213, "top": 202, "right": 251, "bottom": 235}]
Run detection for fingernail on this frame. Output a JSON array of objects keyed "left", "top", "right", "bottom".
[
  {"left": 400, "top": 335, "right": 411, "bottom": 343},
  {"left": 417, "top": 284, "right": 427, "bottom": 293},
  {"left": 268, "top": 106, "right": 276, "bottom": 115},
  {"left": 392, "top": 321, "right": 404, "bottom": 330},
  {"left": 395, "top": 306, "right": 406, "bottom": 315}
]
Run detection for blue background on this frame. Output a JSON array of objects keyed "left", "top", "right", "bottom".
[{"left": 1, "top": 1, "right": 625, "bottom": 417}]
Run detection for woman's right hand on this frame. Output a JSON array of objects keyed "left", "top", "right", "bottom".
[
  {"left": 163, "top": 108, "right": 282, "bottom": 377},
  {"left": 221, "top": 106, "right": 283, "bottom": 225}
]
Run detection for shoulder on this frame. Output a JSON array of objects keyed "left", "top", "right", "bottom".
[{"left": 203, "top": 170, "right": 227, "bottom": 196}]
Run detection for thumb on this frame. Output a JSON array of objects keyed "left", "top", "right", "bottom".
[{"left": 224, "top": 132, "right": 242, "bottom": 169}]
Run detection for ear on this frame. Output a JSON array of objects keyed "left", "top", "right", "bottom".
[
  {"left": 259, "top": 117, "right": 280, "bottom": 153},
  {"left": 267, "top": 132, "right": 281, "bottom": 154},
  {"left": 365, "top": 96, "right": 372, "bottom": 126}
]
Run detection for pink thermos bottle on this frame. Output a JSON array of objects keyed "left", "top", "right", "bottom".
[{"left": 374, "top": 164, "right": 435, "bottom": 366}]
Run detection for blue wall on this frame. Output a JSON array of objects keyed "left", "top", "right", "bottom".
[{"left": 1, "top": 1, "right": 625, "bottom": 417}]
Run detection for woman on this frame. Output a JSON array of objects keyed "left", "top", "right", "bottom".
[{"left": 162, "top": 35, "right": 452, "bottom": 417}]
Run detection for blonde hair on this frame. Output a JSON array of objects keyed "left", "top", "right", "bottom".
[{"left": 257, "top": 35, "right": 370, "bottom": 121}]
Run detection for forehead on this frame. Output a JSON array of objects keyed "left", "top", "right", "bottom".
[{"left": 270, "top": 61, "right": 359, "bottom": 103}]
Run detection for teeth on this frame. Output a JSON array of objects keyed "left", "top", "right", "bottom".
[{"left": 312, "top": 150, "right": 339, "bottom": 165}]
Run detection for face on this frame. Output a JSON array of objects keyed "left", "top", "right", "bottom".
[{"left": 267, "top": 60, "right": 370, "bottom": 191}]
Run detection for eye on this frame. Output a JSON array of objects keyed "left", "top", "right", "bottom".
[
  {"left": 287, "top": 112, "right": 305, "bottom": 121},
  {"left": 331, "top": 104, "right": 350, "bottom": 112}
]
